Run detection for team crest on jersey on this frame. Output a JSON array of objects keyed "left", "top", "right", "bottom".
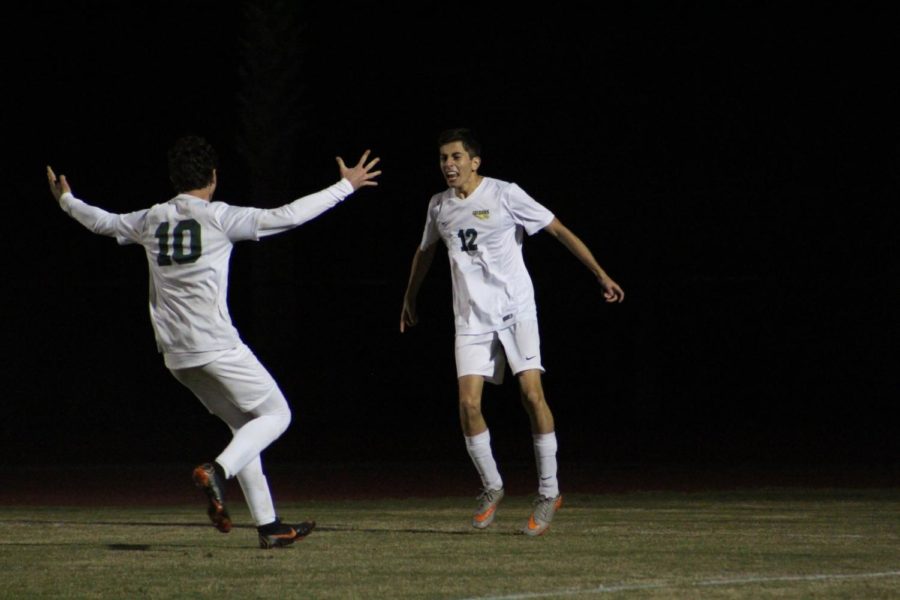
[{"left": 472, "top": 209, "right": 491, "bottom": 220}]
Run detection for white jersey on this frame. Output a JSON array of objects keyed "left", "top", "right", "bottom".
[
  {"left": 420, "top": 177, "right": 554, "bottom": 334},
  {"left": 59, "top": 179, "right": 354, "bottom": 368}
]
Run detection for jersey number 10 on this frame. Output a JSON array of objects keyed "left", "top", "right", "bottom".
[{"left": 154, "top": 219, "right": 202, "bottom": 266}]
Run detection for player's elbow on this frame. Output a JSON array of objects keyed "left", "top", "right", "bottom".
[{"left": 542, "top": 218, "right": 565, "bottom": 239}]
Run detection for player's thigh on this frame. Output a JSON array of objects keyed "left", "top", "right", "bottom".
[
  {"left": 170, "top": 366, "right": 253, "bottom": 430},
  {"left": 204, "top": 344, "right": 279, "bottom": 412},
  {"left": 498, "top": 320, "right": 545, "bottom": 376},
  {"left": 170, "top": 344, "right": 280, "bottom": 426},
  {"left": 455, "top": 331, "right": 506, "bottom": 384}
]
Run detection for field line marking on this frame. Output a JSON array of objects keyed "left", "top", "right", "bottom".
[
  {"left": 458, "top": 570, "right": 900, "bottom": 600},
  {"left": 696, "top": 571, "right": 900, "bottom": 586}
]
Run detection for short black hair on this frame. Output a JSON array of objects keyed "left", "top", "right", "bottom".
[
  {"left": 437, "top": 128, "right": 482, "bottom": 159},
  {"left": 168, "top": 135, "right": 217, "bottom": 193}
]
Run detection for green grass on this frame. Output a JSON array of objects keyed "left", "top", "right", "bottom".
[{"left": 1, "top": 490, "right": 898, "bottom": 599}]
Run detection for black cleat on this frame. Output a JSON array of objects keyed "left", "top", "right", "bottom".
[
  {"left": 257, "top": 518, "right": 316, "bottom": 549},
  {"left": 192, "top": 463, "right": 231, "bottom": 533}
]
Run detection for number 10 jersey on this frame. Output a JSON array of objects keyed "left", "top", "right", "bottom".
[{"left": 58, "top": 179, "right": 352, "bottom": 367}]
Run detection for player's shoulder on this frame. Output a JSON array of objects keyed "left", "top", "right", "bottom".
[
  {"left": 430, "top": 187, "right": 452, "bottom": 202},
  {"left": 207, "top": 199, "right": 258, "bottom": 218},
  {"left": 481, "top": 177, "right": 521, "bottom": 199},
  {"left": 494, "top": 177, "right": 523, "bottom": 193},
  {"left": 482, "top": 177, "right": 527, "bottom": 203},
  {"left": 427, "top": 189, "right": 451, "bottom": 212},
  {"left": 207, "top": 200, "right": 233, "bottom": 213},
  {"left": 483, "top": 176, "right": 512, "bottom": 189},
  {"left": 142, "top": 199, "right": 174, "bottom": 218},
  {"left": 204, "top": 200, "right": 259, "bottom": 229}
]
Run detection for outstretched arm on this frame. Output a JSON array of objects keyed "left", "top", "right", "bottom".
[
  {"left": 543, "top": 217, "right": 625, "bottom": 303},
  {"left": 47, "top": 166, "right": 138, "bottom": 239},
  {"left": 400, "top": 243, "right": 437, "bottom": 332},
  {"left": 257, "top": 150, "right": 381, "bottom": 236}
]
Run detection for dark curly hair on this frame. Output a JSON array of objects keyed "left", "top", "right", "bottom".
[
  {"left": 167, "top": 135, "right": 218, "bottom": 193},
  {"left": 437, "top": 128, "right": 482, "bottom": 159}
]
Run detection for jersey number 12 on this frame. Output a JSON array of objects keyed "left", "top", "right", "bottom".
[
  {"left": 457, "top": 228, "right": 478, "bottom": 252},
  {"left": 155, "top": 219, "right": 202, "bottom": 266}
]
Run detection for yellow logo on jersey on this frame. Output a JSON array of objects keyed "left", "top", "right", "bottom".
[{"left": 472, "top": 210, "right": 490, "bottom": 220}]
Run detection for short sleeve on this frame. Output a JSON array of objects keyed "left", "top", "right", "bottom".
[
  {"left": 419, "top": 197, "right": 441, "bottom": 250},
  {"left": 504, "top": 183, "right": 554, "bottom": 235}
]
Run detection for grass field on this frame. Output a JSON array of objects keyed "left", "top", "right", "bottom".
[{"left": 1, "top": 489, "right": 898, "bottom": 599}]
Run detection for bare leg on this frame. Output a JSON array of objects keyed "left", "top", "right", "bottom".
[
  {"left": 518, "top": 369, "right": 559, "bottom": 498},
  {"left": 458, "top": 375, "right": 487, "bottom": 436},
  {"left": 517, "top": 369, "right": 555, "bottom": 434},
  {"left": 458, "top": 375, "right": 502, "bottom": 491}
]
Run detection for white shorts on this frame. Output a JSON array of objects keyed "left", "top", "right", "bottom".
[
  {"left": 455, "top": 320, "right": 544, "bottom": 385},
  {"left": 169, "top": 343, "right": 279, "bottom": 412}
]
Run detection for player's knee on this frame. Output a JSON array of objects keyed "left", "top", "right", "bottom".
[
  {"left": 257, "top": 390, "right": 292, "bottom": 435},
  {"left": 458, "top": 394, "right": 482, "bottom": 417},
  {"left": 272, "top": 405, "right": 291, "bottom": 436},
  {"left": 519, "top": 387, "right": 545, "bottom": 410}
]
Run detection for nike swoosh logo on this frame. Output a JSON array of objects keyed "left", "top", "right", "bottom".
[
  {"left": 525, "top": 356, "right": 537, "bottom": 361},
  {"left": 474, "top": 505, "right": 497, "bottom": 523},
  {"left": 271, "top": 528, "right": 297, "bottom": 539}
]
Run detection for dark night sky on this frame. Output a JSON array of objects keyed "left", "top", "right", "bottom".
[{"left": 4, "top": 2, "right": 897, "bottom": 470}]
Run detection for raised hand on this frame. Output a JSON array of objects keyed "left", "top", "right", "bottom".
[
  {"left": 336, "top": 150, "right": 381, "bottom": 191},
  {"left": 46, "top": 166, "right": 71, "bottom": 202}
]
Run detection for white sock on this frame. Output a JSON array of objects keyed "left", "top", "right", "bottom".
[
  {"left": 465, "top": 430, "right": 503, "bottom": 491},
  {"left": 533, "top": 432, "right": 559, "bottom": 498},
  {"left": 235, "top": 456, "right": 277, "bottom": 526}
]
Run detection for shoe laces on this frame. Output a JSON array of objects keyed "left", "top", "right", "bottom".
[
  {"left": 532, "top": 495, "right": 557, "bottom": 521},
  {"left": 477, "top": 488, "right": 501, "bottom": 503}
]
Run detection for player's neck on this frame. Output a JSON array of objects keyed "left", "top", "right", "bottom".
[
  {"left": 184, "top": 171, "right": 217, "bottom": 201},
  {"left": 455, "top": 174, "right": 483, "bottom": 199},
  {"left": 184, "top": 184, "right": 215, "bottom": 201}
]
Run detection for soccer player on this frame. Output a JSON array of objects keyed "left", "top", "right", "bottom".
[
  {"left": 400, "top": 129, "right": 624, "bottom": 536},
  {"left": 47, "top": 136, "right": 380, "bottom": 548}
]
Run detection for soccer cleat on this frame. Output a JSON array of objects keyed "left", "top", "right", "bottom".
[
  {"left": 472, "top": 487, "right": 504, "bottom": 529},
  {"left": 258, "top": 518, "right": 316, "bottom": 549},
  {"left": 192, "top": 463, "right": 231, "bottom": 533},
  {"left": 522, "top": 493, "right": 562, "bottom": 537}
]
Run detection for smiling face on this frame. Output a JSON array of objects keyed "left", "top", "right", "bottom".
[{"left": 439, "top": 141, "right": 482, "bottom": 198}]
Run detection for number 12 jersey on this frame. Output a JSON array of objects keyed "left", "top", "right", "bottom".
[{"left": 419, "top": 177, "right": 555, "bottom": 335}]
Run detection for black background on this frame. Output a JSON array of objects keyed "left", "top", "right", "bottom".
[{"left": 4, "top": 2, "right": 897, "bottom": 476}]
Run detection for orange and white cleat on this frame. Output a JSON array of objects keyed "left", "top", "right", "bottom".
[
  {"left": 472, "top": 487, "right": 505, "bottom": 529},
  {"left": 522, "top": 494, "right": 562, "bottom": 536}
]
